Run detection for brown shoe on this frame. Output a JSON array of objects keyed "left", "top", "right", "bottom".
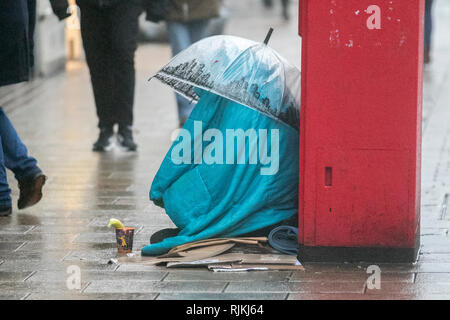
[
  {"left": 17, "top": 174, "right": 46, "bottom": 210},
  {"left": 0, "top": 207, "right": 12, "bottom": 217}
]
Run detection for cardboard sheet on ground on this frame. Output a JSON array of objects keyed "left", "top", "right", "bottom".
[
  {"left": 120, "top": 237, "right": 267, "bottom": 265},
  {"left": 142, "top": 90, "right": 299, "bottom": 256},
  {"left": 119, "top": 243, "right": 236, "bottom": 265},
  {"left": 164, "top": 237, "right": 268, "bottom": 256},
  {"left": 119, "top": 237, "right": 303, "bottom": 271},
  {"left": 166, "top": 253, "right": 300, "bottom": 268}
]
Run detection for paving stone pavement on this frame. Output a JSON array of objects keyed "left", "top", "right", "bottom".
[{"left": 1, "top": 0, "right": 450, "bottom": 300}]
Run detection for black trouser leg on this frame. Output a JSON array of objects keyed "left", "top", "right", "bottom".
[
  {"left": 79, "top": 3, "right": 115, "bottom": 128},
  {"left": 263, "top": 0, "right": 273, "bottom": 8},
  {"left": 281, "top": 0, "right": 289, "bottom": 19},
  {"left": 425, "top": 0, "right": 434, "bottom": 50},
  {"left": 109, "top": 3, "right": 141, "bottom": 129}
]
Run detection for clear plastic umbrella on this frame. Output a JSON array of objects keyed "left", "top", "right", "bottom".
[{"left": 151, "top": 29, "right": 301, "bottom": 130}]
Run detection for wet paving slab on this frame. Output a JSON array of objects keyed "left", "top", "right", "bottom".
[
  {"left": 289, "top": 271, "right": 415, "bottom": 283},
  {"left": 364, "top": 283, "right": 450, "bottom": 297},
  {"left": 224, "top": 281, "right": 366, "bottom": 294},
  {"left": 0, "top": 260, "right": 118, "bottom": 272},
  {"left": 27, "top": 270, "right": 168, "bottom": 282},
  {"left": 83, "top": 280, "right": 229, "bottom": 294},
  {"left": 0, "top": 281, "right": 89, "bottom": 296},
  {"left": 25, "top": 292, "right": 159, "bottom": 300},
  {"left": 156, "top": 293, "right": 289, "bottom": 300},
  {"left": 0, "top": 271, "right": 33, "bottom": 282},
  {"left": 286, "top": 293, "right": 450, "bottom": 300},
  {"left": 18, "top": 241, "right": 116, "bottom": 252},
  {"left": 0, "top": 242, "right": 25, "bottom": 251}
]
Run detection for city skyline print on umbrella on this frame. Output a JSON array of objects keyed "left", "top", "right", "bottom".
[{"left": 150, "top": 28, "right": 301, "bottom": 130}]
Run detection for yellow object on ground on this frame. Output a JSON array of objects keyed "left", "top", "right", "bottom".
[{"left": 108, "top": 218, "right": 124, "bottom": 229}]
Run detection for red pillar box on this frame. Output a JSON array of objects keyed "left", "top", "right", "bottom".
[{"left": 298, "top": 0, "right": 424, "bottom": 262}]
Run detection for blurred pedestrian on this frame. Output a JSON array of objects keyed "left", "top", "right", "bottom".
[
  {"left": 0, "top": 0, "right": 47, "bottom": 216},
  {"left": 424, "top": 0, "right": 434, "bottom": 64},
  {"left": 262, "top": 0, "right": 290, "bottom": 21},
  {"left": 164, "top": 0, "right": 221, "bottom": 127},
  {"left": 51, "top": 1, "right": 165, "bottom": 152},
  {"left": 75, "top": 0, "right": 144, "bottom": 151}
]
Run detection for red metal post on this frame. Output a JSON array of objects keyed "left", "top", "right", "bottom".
[{"left": 298, "top": 0, "right": 424, "bottom": 262}]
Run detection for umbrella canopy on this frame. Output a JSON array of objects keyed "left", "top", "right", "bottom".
[{"left": 151, "top": 30, "right": 301, "bottom": 130}]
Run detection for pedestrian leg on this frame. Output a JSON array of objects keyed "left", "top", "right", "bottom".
[
  {"left": 0, "top": 136, "right": 12, "bottom": 215},
  {"left": 0, "top": 108, "right": 41, "bottom": 182},
  {"left": 0, "top": 107, "right": 45, "bottom": 211},
  {"left": 180, "top": 19, "right": 212, "bottom": 125},
  {"left": 79, "top": 3, "right": 115, "bottom": 129},
  {"left": 167, "top": 22, "right": 197, "bottom": 126},
  {"left": 106, "top": 3, "right": 141, "bottom": 151},
  {"left": 167, "top": 22, "right": 193, "bottom": 56},
  {"left": 263, "top": 0, "right": 273, "bottom": 8},
  {"left": 79, "top": 3, "right": 116, "bottom": 151},
  {"left": 281, "top": 0, "right": 289, "bottom": 20},
  {"left": 110, "top": 3, "right": 142, "bottom": 131},
  {"left": 188, "top": 19, "right": 210, "bottom": 43}
]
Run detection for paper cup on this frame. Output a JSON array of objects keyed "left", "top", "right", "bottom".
[{"left": 115, "top": 227, "right": 135, "bottom": 253}]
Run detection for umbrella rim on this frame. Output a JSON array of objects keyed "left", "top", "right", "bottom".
[{"left": 151, "top": 72, "right": 299, "bottom": 131}]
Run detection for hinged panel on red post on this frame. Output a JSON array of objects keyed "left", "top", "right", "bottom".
[{"left": 298, "top": 0, "right": 424, "bottom": 262}]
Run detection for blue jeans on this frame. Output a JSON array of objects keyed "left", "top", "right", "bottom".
[
  {"left": 0, "top": 107, "right": 41, "bottom": 208},
  {"left": 166, "top": 20, "right": 211, "bottom": 124},
  {"left": 425, "top": 0, "right": 434, "bottom": 50}
]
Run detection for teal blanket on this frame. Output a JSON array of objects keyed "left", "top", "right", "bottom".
[{"left": 141, "top": 91, "right": 299, "bottom": 256}]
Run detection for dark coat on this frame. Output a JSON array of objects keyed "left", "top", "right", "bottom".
[
  {"left": 50, "top": 0, "right": 164, "bottom": 23},
  {"left": 50, "top": 0, "right": 139, "bottom": 20},
  {"left": 142, "top": 0, "right": 168, "bottom": 23},
  {"left": 0, "top": 0, "right": 36, "bottom": 87},
  {"left": 75, "top": 0, "right": 141, "bottom": 8}
]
